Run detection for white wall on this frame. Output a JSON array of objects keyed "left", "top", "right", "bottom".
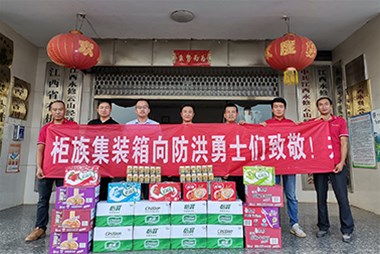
[
  {"left": 331, "top": 14, "right": 380, "bottom": 214},
  {"left": 0, "top": 22, "right": 38, "bottom": 210}
]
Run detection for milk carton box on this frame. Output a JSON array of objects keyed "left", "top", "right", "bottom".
[
  {"left": 95, "top": 201, "right": 134, "bottom": 227},
  {"left": 93, "top": 226, "right": 133, "bottom": 252},
  {"left": 245, "top": 185, "right": 284, "bottom": 207},
  {"left": 243, "top": 205, "right": 280, "bottom": 228},
  {"left": 171, "top": 225, "right": 207, "bottom": 249},
  {"left": 243, "top": 166, "right": 275, "bottom": 186},
  {"left": 49, "top": 231, "right": 92, "bottom": 254},
  {"left": 134, "top": 201, "right": 171, "bottom": 226},
  {"left": 51, "top": 208, "right": 95, "bottom": 232},
  {"left": 207, "top": 200, "right": 243, "bottom": 225},
  {"left": 55, "top": 185, "right": 100, "bottom": 210},
  {"left": 133, "top": 226, "right": 171, "bottom": 250},
  {"left": 207, "top": 225, "right": 243, "bottom": 249},
  {"left": 107, "top": 182, "right": 141, "bottom": 203},
  {"left": 245, "top": 226, "right": 282, "bottom": 249},
  {"left": 171, "top": 201, "right": 207, "bottom": 225}
]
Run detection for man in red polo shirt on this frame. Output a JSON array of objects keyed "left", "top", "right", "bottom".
[
  {"left": 25, "top": 100, "right": 77, "bottom": 242},
  {"left": 313, "top": 97, "right": 354, "bottom": 243},
  {"left": 263, "top": 97, "right": 306, "bottom": 238}
]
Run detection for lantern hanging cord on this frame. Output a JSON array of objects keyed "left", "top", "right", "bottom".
[
  {"left": 282, "top": 16, "right": 291, "bottom": 33},
  {"left": 75, "top": 12, "right": 102, "bottom": 39}
]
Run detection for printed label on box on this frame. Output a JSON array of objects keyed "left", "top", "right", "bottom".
[
  {"left": 107, "top": 182, "right": 141, "bottom": 203},
  {"left": 243, "top": 205, "right": 279, "bottom": 228},
  {"left": 206, "top": 225, "right": 243, "bottom": 249},
  {"left": 134, "top": 201, "right": 170, "bottom": 226},
  {"left": 243, "top": 166, "right": 275, "bottom": 186},
  {"left": 95, "top": 201, "right": 134, "bottom": 227},
  {"left": 55, "top": 185, "right": 100, "bottom": 210},
  {"left": 149, "top": 182, "right": 181, "bottom": 201},
  {"left": 245, "top": 226, "right": 282, "bottom": 249},
  {"left": 171, "top": 225, "right": 207, "bottom": 249},
  {"left": 49, "top": 231, "right": 92, "bottom": 254},
  {"left": 211, "top": 182, "right": 236, "bottom": 201},
  {"left": 207, "top": 200, "right": 243, "bottom": 225},
  {"left": 51, "top": 209, "right": 94, "bottom": 232},
  {"left": 93, "top": 226, "right": 133, "bottom": 252},
  {"left": 183, "top": 182, "right": 208, "bottom": 201},
  {"left": 171, "top": 201, "right": 207, "bottom": 225},
  {"left": 133, "top": 226, "right": 171, "bottom": 250},
  {"left": 245, "top": 185, "right": 284, "bottom": 207}
]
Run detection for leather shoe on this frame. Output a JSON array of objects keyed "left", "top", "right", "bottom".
[{"left": 25, "top": 227, "right": 46, "bottom": 242}]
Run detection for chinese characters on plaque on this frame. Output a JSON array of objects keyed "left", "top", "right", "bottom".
[{"left": 173, "top": 50, "right": 211, "bottom": 66}]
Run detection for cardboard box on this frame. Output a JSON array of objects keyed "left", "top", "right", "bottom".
[
  {"left": 95, "top": 201, "right": 134, "bottom": 227},
  {"left": 134, "top": 201, "right": 171, "bottom": 226},
  {"left": 51, "top": 209, "right": 95, "bottom": 232},
  {"left": 107, "top": 182, "right": 141, "bottom": 203},
  {"left": 149, "top": 182, "right": 181, "bottom": 201},
  {"left": 49, "top": 231, "right": 92, "bottom": 254},
  {"left": 55, "top": 185, "right": 100, "bottom": 210},
  {"left": 93, "top": 226, "right": 133, "bottom": 252},
  {"left": 207, "top": 200, "right": 243, "bottom": 225},
  {"left": 211, "top": 182, "right": 236, "bottom": 201},
  {"left": 207, "top": 225, "right": 243, "bottom": 249},
  {"left": 245, "top": 226, "right": 282, "bottom": 249},
  {"left": 245, "top": 184, "right": 284, "bottom": 207},
  {"left": 243, "top": 166, "right": 275, "bottom": 186},
  {"left": 183, "top": 182, "right": 208, "bottom": 201},
  {"left": 243, "top": 206, "right": 279, "bottom": 228},
  {"left": 133, "top": 226, "right": 171, "bottom": 250},
  {"left": 64, "top": 165, "right": 100, "bottom": 187},
  {"left": 171, "top": 225, "right": 207, "bottom": 249},
  {"left": 171, "top": 201, "right": 207, "bottom": 225}
]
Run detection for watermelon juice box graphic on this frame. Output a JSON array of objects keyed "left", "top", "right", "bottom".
[
  {"left": 51, "top": 208, "right": 95, "bottom": 232},
  {"left": 55, "top": 185, "right": 99, "bottom": 210},
  {"left": 171, "top": 201, "right": 207, "bottom": 225},
  {"left": 133, "top": 226, "right": 171, "bottom": 250},
  {"left": 93, "top": 226, "right": 133, "bottom": 252},
  {"left": 206, "top": 225, "right": 244, "bottom": 249},
  {"left": 245, "top": 226, "right": 282, "bottom": 249},
  {"left": 245, "top": 184, "right": 284, "bottom": 207},
  {"left": 171, "top": 225, "right": 207, "bottom": 249},
  {"left": 134, "top": 201, "right": 170, "bottom": 226},
  {"left": 95, "top": 201, "right": 134, "bottom": 227},
  {"left": 107, "top": 182, "right": 141, "bottom": 203},
  {"left": 49, "top": 231, "right": 92, "bottom": 254},
  {"left": 243, "top": 205, "right": 280, "bottom": 228},
  {"left": 207, "top": 200, "right": 243, "bottom": 225},
  {"left": 243, "top": 166, "right": 275, "bottom": 186}
]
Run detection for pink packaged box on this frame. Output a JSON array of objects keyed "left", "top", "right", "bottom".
[
  {"left": 245, "top": 184, "right": 284, "bottom": 207},
  {"left": 245, "top": 226, "right": 282, "bottom": 249},
  {"left": 55, "top": 185, "right": 100, "bottom": 210},
  {"left": 49, "top": 231, "right": 92, "bottom": 254},
  {"left": 243, "top": 205, "right": 279, "bottom": 228},
  {"left": 51, "top": 209, "right": 95, "bottom": 232}
]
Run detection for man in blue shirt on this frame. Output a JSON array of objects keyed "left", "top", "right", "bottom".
[{"left": 126, "top": 99, "right": 158, "bottom": 124}]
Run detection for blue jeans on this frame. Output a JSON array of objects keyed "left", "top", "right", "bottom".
[
  {"left": 35, "top": 178, "right": 63, "bottom": 230},
  {"left": 313, "top": 166, "right": 354, "bottom": 234},
  {"left": 276, "top": 174, "right": 298, "bottom": 226}
]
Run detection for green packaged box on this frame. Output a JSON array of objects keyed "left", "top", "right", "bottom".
[
  {"left": 95, "top": 201, "right": 134, "bottom": 227},
  {"left": 171, "top": 201, "right": 207, "bottom": 225},
  {"left": 133, "top": 226, "right": 171, "bottom": 250},
  {"left": 134, "top": 201, "right": 170, "bottom": 226},
  {"left": 207, "top": 200, "right": 243, "bottom": 225},
  {"left": 207, "top": 225, "right": 244, "bottom": 249},
  {"left": 93, "top": 226, "right": 133, "bottom": 252},
  {"left": 243, "top": 166, "right": 275, "bottom": 186},
  {"left": 171, "top": 225, "right": 207, "bottom": 249}
]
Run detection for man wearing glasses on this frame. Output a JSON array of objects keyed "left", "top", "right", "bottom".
[{"left": 127, "top": 99, "right": 158, "bottom": 124}]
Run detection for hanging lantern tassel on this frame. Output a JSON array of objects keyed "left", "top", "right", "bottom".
[{"left": 283, "top": 67, "right": 298, "bottom": 85}]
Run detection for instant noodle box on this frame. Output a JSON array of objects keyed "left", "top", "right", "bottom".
[
  {"left": 64, "top": 165, "right": 100, "bottom": 187},
  {"left": 243, "top": 205, "right": 280, "bottom": 228},
  {"left": 107, "top": 182, "right": 141, "bottom": 203},
  {"left": 149, "top": 182, "right": 181, "bottom": 202},
  {"left": 207, "top": 200, "right": 243, "bottom": 225},
  {"left": 95, "top": 201, "right": 134, "bottom": 227},
  {"left": 243, "top": 166, "right": 275, "bottom": 186},
  {"left": 245, "top": 226, "right": 282, "bottom": 249},
  {"left": 51, "top": 209, "right": 95, "bottom": 232},
  {"left": 133, "top": 225, "right": 171, "bottom": 250},
  {"left": 55, "top": 185, "right": 100, "bottom": 210},
  {"left": 211, "top": 181, "right": 236, "bottom": 201},
  {"left": 134, "top": 201, "right": 170, "bottom": 226},
  {"left": 93, "top": 226, "right": 133, "bottom": 252},
  {"left": 49, "top": 231, "right": 92, "bottom": 254},
  {"left": 206, "top": 225, "right": 244, "bottom": 249},
  {"left": 171, "top": 201, "right": 207, "bottom": 225},
  {"left": 183, "top": 182, "right": 208, "bottom": 201},
  {"left": 245, "top": 184, "right": 284, "bottom": 207},
  {"left": 171, "top": 225, "right": 207, "bottom": 249}
]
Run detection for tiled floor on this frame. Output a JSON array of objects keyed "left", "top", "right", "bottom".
[{"left": 0, "top": 203, "right": 379, "bottom": 254}]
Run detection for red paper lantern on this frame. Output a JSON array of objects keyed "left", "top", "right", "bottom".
[
  {"left": 265, "top": 33, "right": 317, "bottom": 85},
  {"left": 47, "top": 30, "right": 100, "bottom": 70}
]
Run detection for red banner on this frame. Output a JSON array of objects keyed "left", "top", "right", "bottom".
[
  {"left": 43, "top": 121, "right": 334, "bottom": 178},
  {"left": 173, "top": 50, "right": 211, "bottom": 66}
]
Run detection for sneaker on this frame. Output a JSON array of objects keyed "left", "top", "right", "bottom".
[
  {"left": 316, "top": 229, "right": 330, "bottom": 238},
  {"left": 290, "top": 223, "right": 307, "bottom": 238},
  {"left": 342, "top": 233, "right": 353, "bottom": 243},
  {"left": 25, "top": 227, "right": 46, "bottom": 242}
]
